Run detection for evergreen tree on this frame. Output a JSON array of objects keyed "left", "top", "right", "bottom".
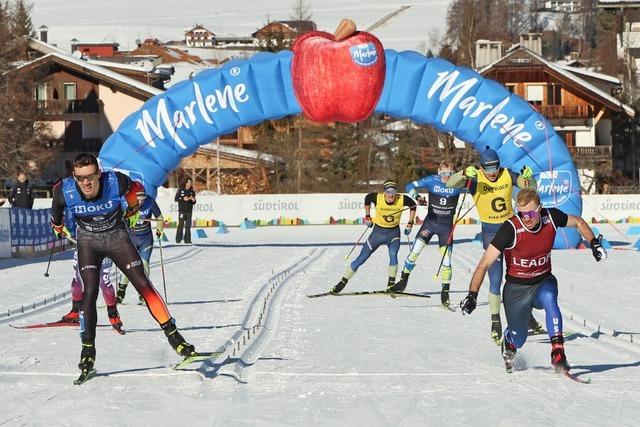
[
  {"left": 0, "top": 0, "right": 55, "bottom": 179},
  {"left": 11, "top": 0, "right": 32, "bottom": 37}
]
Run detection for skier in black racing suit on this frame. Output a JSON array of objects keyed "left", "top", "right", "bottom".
[{"left": 50, "top": 153, "right": 196, "bottom": 376}]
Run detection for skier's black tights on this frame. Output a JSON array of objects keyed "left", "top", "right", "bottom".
[{"left": 76, "top": 226, "right": 170, "bottom": 341}]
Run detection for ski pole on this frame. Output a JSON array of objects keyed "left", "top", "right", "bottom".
[
  {"left": 44, "top": 242, "right": 55, "bottom": 277},
  {"left": 345, "top": 226, "right": 370, "bottom": 260},
  {"left": 44, "top": 234, "right": 75, "bottom": 277},
  {"left": 434, "top": 180, "right": 473, "bottom": 280},
  {"left": 158, "top": 235, "right": 168, "bottom": 302},
  {"left": 405, "top": 233, "right": 412, "bottom": 248},
  {"left": 387, "top": 205, "right": 415, "bottom": 217}
]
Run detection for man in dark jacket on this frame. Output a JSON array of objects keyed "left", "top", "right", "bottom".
[
  {"left": 8, "top": 172, "right": 34, "bottom": 209},
  {"left": 175, "top": 178, "right": 196, "bottom": 244}
]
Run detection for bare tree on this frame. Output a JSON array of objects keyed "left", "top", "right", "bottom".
[
  {"left": 0, "top": 0, "right": 56, "bottom": 180},
  {"left": 290, "top": 0, "right": 312, "bottom": 22},
  {"left": 445, "top": 0, "right": 541, "bottom": 66},
  {"left": 0, "top": 74, "right": 55, "bottom": 178}
]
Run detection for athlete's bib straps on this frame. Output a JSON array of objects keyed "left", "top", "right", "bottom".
[
  {"left": 373, "top": 193, "right": 405, "bottom": 228},
  {"left": 473, "top": 169, "right": 514, "bottom": 223}
]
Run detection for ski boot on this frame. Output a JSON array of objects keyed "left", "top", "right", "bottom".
[
  {"left": 162, "top": 318, "right": 196, "bottom": 357},
  {"left": 115, "top": 283, "right": 127, "bottom": 304},
  {"left": 501, "top": 337, "right": 517, "bottom": 373},
  {"left": 441, "top": 283, "right": 450, "bottom": 307},
  {"left": 528, "top": 315, "right": 546, "bottom": 335},
  {"left": 61, "top": 300, "right": 81, "bottom": 323},
  {"left": 490, "top": 314, "right": 502, "bottom": 345},
  {"left": 388, "top": 271, "right": 409, "bottom": 293},
  {"left": 106, "top": 305, "right": 124, "bottom": 333},
  {"left": 78, "top": 341, "right": 96, "bottom": 371},
  {"left": 551, "top": 335, "right": 571, "bottom": 373},
  {"left": 73, "top": 339, "right": 97, "bottom": 385},
  {"left": 331, "top": 278, "right": 348, "bottom": 295}
]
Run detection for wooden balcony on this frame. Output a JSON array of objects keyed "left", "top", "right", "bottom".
[
  {"left": 537, "top": 105, "right": 592, "bottom": 120},
  {"left": 567, "top": 146, "right": 611, "bottom": 163},
  {"left": 36, "top": 99, "right": 100, "bottom": 115}
]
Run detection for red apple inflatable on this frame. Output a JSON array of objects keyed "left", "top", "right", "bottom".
[{"left": 291, "top": 22, "right": 385, "bottom": 123}]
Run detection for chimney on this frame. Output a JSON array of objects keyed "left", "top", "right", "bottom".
[
  {"left": 39, "top": 25, "right": 48, "bottom": 43},
  {"left": 520, "top": 33, "right": 542, "bottom": 56},
  {"left": 475, "top": 39, "right": 503, "bottom": 69}
]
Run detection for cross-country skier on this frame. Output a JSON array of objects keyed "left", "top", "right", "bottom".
[
  {"left": 331, "top": 180, "right": 417, "bottom": 294},
  {"left": 60, "top": 208, "right": 123, "bottom": 332},
  {"left": 459, "top": 188, "right": 607, "bottom": 374},
  {"left": 116, "top": 188, "right": 163, "bottom": 305},
  {"left": 447, "top": 146, "right": 542, "bottom": 343},
  {"left": 390, "top": 161, "right": 465, "bottom": 306},
  {"left": 50, "top": 153, "right": 196, "bottom": 379}
]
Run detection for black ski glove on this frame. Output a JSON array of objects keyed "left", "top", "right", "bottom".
[
  {"left": 460, "top": 291, "right": 478, "bottom": 315},
  {"left": 590, "top": 234, "right": 607, "bottom": 262}
]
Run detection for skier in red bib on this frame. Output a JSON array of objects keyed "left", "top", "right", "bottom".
[{"left": 460, "top": 188, "right": 607, "bottom": 373}]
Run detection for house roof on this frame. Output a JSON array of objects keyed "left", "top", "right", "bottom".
[
  {"left": 598, "top": 0, "right": 640, "bottom": 5},
  {"left": 198, "top": 142, "right": 282, "bottom": 167},
  {"left": 7, "top": 52, "right": 162, "bottom": 99},
  {"left": 185, "top": 24, "right": 214, "bottom": 35},
  {"left": 25, "top": 36, "right": 68, "bottom": 55},
  {"left": 276, "top": 20, "right": 317, "bottom": 33},
  {"left": 126, "top": 40, "right": 205, "bottom": 65},
  {"left": 478, "top": 45, "right": 635, "bottom": 117},
  {"left": 72, "top": 41, "right": 120, "bottom": 47},
  {"left": 25, "top": 36, "right": 170, "bottom": 87},
  {"left": 558, "top": 65, "right": 622, "bottom": 85},
  {"left": 252, "top": 20, "right": 317, "bottom": 37}
]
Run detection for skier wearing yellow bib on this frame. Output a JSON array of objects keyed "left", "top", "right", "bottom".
[
  {"left": 331, "top": 180, "right": 417, "bottom": 294},
  {"left": 447, "top": 146, "right": 541, "bottom": 344}
]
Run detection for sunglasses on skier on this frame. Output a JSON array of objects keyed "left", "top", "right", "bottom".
[
  {"left": 482, "top": 164, "right": 500, "bottom": 173},
  {"left": 73, "top": 172, "right": 100, "bottom": 183},
  {"left": 517, "top": 204, "right": 541, "bottom": 221}
]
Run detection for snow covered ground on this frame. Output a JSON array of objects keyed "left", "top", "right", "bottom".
[
  {"left": 31, "top": 0, "right": 450, "bottom": 53},
  {"left": 1, "top": 224, "right": 639, "bottom": 425}
]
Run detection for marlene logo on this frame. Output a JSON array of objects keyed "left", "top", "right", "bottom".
[
  {"left": 537, "top": 170, "right": 572, "bottom": 206},
  {"left": 135, "top": 82, "right": 250, "bottom": 149},
  {"left": 426, "top": 70, "right": 533, "bottom": 147},
  {"left": 350, "top": 43, "right": 378, "bottom": 66}
]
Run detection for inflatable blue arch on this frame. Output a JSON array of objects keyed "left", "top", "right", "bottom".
[{"left": 99, "top": 50, "right": 582, "bottom": 248}]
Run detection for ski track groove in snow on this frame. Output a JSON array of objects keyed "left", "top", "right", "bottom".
[
  {"left": 0, "top": 246, "right": 203, "bottom": 323},
  {"left": 203, "top": 248, "right": 326, "bottom": 382},
  {"left": 2, "top": 225, "right": 640, "bottom": 425}
]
